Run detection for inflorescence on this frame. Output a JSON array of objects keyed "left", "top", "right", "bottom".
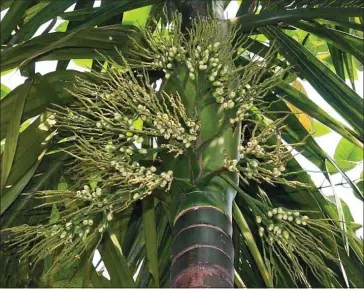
[
  {"left": 224, "top": 119, "right": 307, "bottom": 187},
  {"left": 238, "top": 187, "right": 341, "bottom": 287}
]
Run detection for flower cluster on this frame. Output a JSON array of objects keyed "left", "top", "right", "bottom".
[
  {"left": 255, "top": 207, "right": 310, "bottom": 241},
  {"left": 1, "top": 216, "right": 101, "bottom": 276},
  {"left": 152, "top": 46, "right": 186, "bottom": 79},
  {"left": 76, "top": 185, "right": 103, "bottom": 201},
  {"left": 110, "top": 161, "right": 173, "bottom": 193},
  {"left": 224, "top": 119, "right": 306, "bottom": 187},
  {"left": 135, "top": 13, "right": 282, "bottom": 128},
  {"left": 253, "top": 205, "right": 339, "bottom": 287}
]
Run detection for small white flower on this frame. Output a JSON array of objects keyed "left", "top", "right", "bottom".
[
  {"left": 160, "top": 180, "right": 167, "bottom": 188},
  {"left": 95, "top": 188, "right": 102, "bottom": 196},
  {"left": 213, "top": 42, "right": 221, "bottom": 50},
  {"left": 258, "top": 227, "right": 265, "bottom": 237},
  {"left": 227, "top": 100, "right": 235, "bottom": 109},
  {"left": 114, "top": 113, "right": 122, "bottom": 121}
]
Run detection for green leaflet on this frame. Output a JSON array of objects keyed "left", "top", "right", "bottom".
[
  {"left": 59, "top": 0, "right": 159, "bottom": 30},
  {"left": 275, "top": 81, "right": 362, "bottom": 144},
  {"left": 0, "top": 151, "right": 44, "bottom": 215},
  {"left": 56, "top": 0, "right": 94, "bottom": 71},
  {"left": 0, "top": 25, "right": 141, "bottom": 72},
  {"left": 234, "top": 7, "right": 364, "bottom": 32},
  {"left": 103, "top": 230, "right": 136, "bottom": 287},
  {"left": 262, "top": 26, "right": 363, "bottom": 136},
  {"left": 0, "top": 84, "right": 11, "bottom": 99},
  {"left": 327, "top": 43, "right": 346, "bottom": 81},
  {"left": 0, "top": 1, "right": 33, "bottom": 44},
  {"left": 9, "top": 0, "right": 77, "bottom": 44},
  {"left": 1, "top": 78, "right": 32, "bottom": 189},
  {"left": 293, "top": 20, "right": 363, "bottom": 64},
  {"left": 313, "top": 120, "right": 331, "bottom": 137},
  {"left": 327, "top": 137, "right": 363, "bottom": 173},
  {"left": 4, "top": 117, "right": 51, "bottom": 190},
  {"left": 0, "top": 71, "right": 94, "bottom": 139}
]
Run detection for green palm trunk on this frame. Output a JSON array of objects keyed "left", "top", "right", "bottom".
[
  {"left": 163, "top": 3, "right": 241, "bottom": 286},
  {"left": 169, "top": 124, "right": 240, "bottom": 287}
]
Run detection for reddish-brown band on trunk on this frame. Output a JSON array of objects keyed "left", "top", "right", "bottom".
[{"left": 171, "top": 207, "right": 234, "bottom": 288}]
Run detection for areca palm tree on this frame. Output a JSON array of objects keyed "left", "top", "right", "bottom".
[{"left": 1, "top": 0, "right": 363, "bottom": 287}]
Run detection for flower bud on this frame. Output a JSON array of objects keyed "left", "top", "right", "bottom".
[{"left": 258, "top": 227, "right": 265, "bottom": 237}]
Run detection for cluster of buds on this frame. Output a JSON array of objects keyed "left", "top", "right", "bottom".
[
  {"left": 238, "top": 138, "right": 286, "bottom": 180},
  {"left": 256, "top": 207, "right": 310, "bottom": 242},
  {"left": 152, "top": 46, "right": 186, "bottom": 79},
  {"left": 253, "top": 205, "right": 339, "bottom": 286},
  {"left": 54, "top": 62, "right": 201, "bottom": 158},
  {"left": 127, "top": 166, "right": 173, "bottom": 192},
  {"left": 232, "top": 121, "right": 307, "bottom": 187},
  {"left": 110, "top": 161, "right": 173, "bottom": 196},
  {"left": 132, "top": 169, "right": 174, "bottom": 200},
  {"left": 229, "top": 101, "right": 253, "bottom": 124},
  {"left": 186, "top": 42, "right": 225, "bottom": 81},
  {"left": 153, "top": 112, "right": 199, "bottom": 147},
  {"left": 47, "top": 215, "right": 96, "bottom": 246},
  {"left": 76, "top": 185, "right": 103, "bottom": 201},
  {"left": 223, "top": 156, "right": 239, "bottom": 173}
]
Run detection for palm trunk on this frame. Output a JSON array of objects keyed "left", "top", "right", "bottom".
[
  {"left": 168, "top": 3, "right": 239, "bottom": 287},
  {"left": 171, "top": 181, "right": 236, "bottom": 287}
]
